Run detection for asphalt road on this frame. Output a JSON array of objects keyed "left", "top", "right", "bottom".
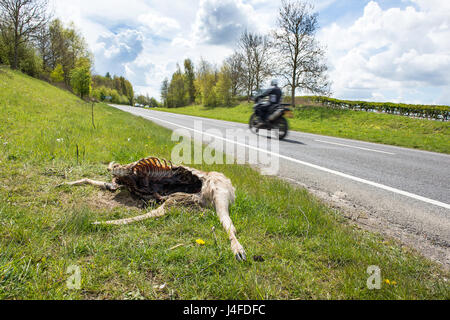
[{"left": 110, "top": 105, "right": 450, "bottom": 264}]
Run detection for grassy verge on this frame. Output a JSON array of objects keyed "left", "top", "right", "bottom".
[
  {"left": 0, "top": 67, "right": 449, "bottom": 299},
  {"left": 156, "top": 103, "right": 450, "bottom": 154}
]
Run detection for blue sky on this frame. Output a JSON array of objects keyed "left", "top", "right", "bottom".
[
  {"left": 318, "top": 0, "right": 413, "bottom": 26},
  {"left": 49, "top": 0, "right": 450, "bottom": 105}
]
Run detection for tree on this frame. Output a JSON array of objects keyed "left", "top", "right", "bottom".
[
  {"left": 70, "top": 61, "right": 92, "bottom": 99},
  {"left": 0, "top": 0, "right": 49, "bottom": 70},
  {"left": 149, "top": 97, "right": 160, "bottom": 108},
  {"left": 272, "top": 0, "right": 330, "bottom": 107},
  {"left": 135, "top": 95, "right": 159, "bottom": 107},
  {"left": 184, "top": 59, "right": 196, "bottom": 104},
  {"left": 250, "top": 34, "right": 271, "bottom": 93},
  {"left": 124, "top": 79, "right": 134, "bottom": 105},
  {"left": 92, "top": 72, "right": 134, "bottom": 105},
  {"left": 113, "top": 76, "right": 121, "bottom": 93},
  {"left": 167, "top": 64, "right": 187, "bottom": 108},
  {"left": 135, "top": 95, "right": 147, "bottom": 106},
  {"left": 118, "top": 76, "right": 134, "bottom": 105},
  {"left": 238, "top": 31, "right": 271, "bottom": 101},
  {"left": 160, "top": 78, "right": 169, "bottom": 107},
  {"left": 238, "top": 32, "right": 255, "bottom": 101},
  {"left": 224, "top": 52, "right": 244, "bottom": 98},
  {"left": 35, "top": 23, "right": 51, "bottom": 72},
  {"left": 195, "top": 58, "right": 217, "bottom": 107},
  {"left": 48, "top": 19, "right": 91, "bottom": 85},
  {"left": 50, "top": 63, "right": 64, "bottom": 82},
  {"left": 0, "top": 34, "right": 7, "bottom": 63},
  {"left": 18, "top": 42, "right": 41, "bottom": 76},
  {"left": 215, "top": 64, "right": 233, "bottom": 107}
]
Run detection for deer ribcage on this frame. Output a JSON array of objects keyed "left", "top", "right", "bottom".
[{"left": 115, "top": 157, "right": 203, "bottom": 201}]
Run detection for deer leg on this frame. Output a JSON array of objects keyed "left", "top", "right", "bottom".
[
  {"left": 94, "top": 202, "right": 168, "bottom": 226},
  {"left": 213, "top": 190, "right": 246, "bottom": 262},
  {"left": 57, "top": 179, "right": 120, "bottom": 192},
  {"left": 93, "top": 193, "right": 202, "bottom": 226}
]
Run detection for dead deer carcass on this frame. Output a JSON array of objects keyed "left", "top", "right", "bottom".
[{"left": 60, "top": 157, "right": 246, "bottom": 261}]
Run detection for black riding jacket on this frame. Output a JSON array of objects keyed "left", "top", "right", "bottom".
[{"left": 257, "top": 86, "right": 282, "bottom": 105}]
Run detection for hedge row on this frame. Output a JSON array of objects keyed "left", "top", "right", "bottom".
[{"left": 307, "top": 96, "right": 450, "bottom": 121}]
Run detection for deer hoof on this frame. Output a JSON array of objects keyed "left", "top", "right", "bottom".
[
  {"left": 233, "top": 245, "right": 247, "bottom": 262},
  {"left": 235, "top": 251, "right": 247, "bottom": 262}
]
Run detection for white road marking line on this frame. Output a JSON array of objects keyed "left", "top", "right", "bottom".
[
  {"left": 315, "top": 139, "right": 396, "bottom": 155},
  {"left": 116, "top": 107, "right": 450, "bottom": 210}
]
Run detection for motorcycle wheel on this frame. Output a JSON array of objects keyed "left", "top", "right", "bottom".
[
  {"left": 274, "top": 117, "right": 289, "bottom": 140},
  {"left": 249, "top": 113, "right": 260, "bottom": 135}
]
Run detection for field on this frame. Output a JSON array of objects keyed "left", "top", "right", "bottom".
[
  {"left": 156, "top": 103, "right": 450, "bottom": 154},
  {"left": 0, "top": 67, "right": 449, "bottom": 299}
]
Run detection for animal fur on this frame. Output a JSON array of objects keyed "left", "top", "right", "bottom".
[{"left": 59, "top": 157, "right": 246, "bottom": 261}]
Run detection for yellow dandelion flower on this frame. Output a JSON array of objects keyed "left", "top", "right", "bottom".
[
  {"left": 196, "top": 239, "right": 206, "bottom": 246},
  {"left": 391, "top": 281, "right": 397, "bottom": 286},
  {"left": 384, "top": 279, "right": 391, "bottom": 285}
]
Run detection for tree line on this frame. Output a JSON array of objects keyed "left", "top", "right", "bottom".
[
  {"left": 161, "top": 0, "right": 330, "bottom": 109},
  {"left": 0, "top": 0, "right": 135, "bottom": 105},
  {"left": 92, "top": 73, "right": 134, "bottom": 105}
]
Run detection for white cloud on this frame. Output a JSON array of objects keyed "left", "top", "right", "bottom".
[
  {"left": 319, "top": 1, "right": 450, "bottom": 104},
  {"left": 171, "top": 37, "right": 194, "bottom": 49},
  {"left": 137, "top": 13, "right": 181, "bottom": 38},
  {"left": 193, "top": 0, "right": 255, "bottom": 45},
  {"left": 93, "top": 29, "right": 145, "bottom": 76},
  {"left": 411, "top": 0, "right": 450, "bottom": 11}
]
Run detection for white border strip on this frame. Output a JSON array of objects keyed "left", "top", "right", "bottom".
[
  {"left": 121, "top": 108, "right": 450, "bottom": 211},
  {"left": 315, "top": 139, "right": 396, "bottom": 155}
]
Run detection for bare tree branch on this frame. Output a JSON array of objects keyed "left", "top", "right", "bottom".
[
  {"left": 237, "top": 30, "right": 272, "bottom": 101},
  {"left": 224, "top": 52, "right": 245, "bottom": 97},
  {"left": 0, "top": 0, "right": 50, "bottom": 69},
  {"left": 272, "top": 0, "right": 331, "bottom": 107}
]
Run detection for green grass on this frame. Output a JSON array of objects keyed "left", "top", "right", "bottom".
[
  {"left": 156, "top": 103, "right": 450, "bottom": 154},
  {"left": 0, "top": 66, "right": 449, "bottom": 299}
]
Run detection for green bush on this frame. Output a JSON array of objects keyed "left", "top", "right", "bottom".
[
  {"left": 309, "top": 96, "right": 450, "bottom": 121},
  {"left": 50, "top": 64, "right": 65, "bottom": 83},
  {"left": 18, "top": 46, "right": 42, "bottom": 78},
  {"left": 70, "top": 66, "right": 92, "bottom": 99},
  {"left": 0, "top": 37, "right": 9, "bottom": 65}
]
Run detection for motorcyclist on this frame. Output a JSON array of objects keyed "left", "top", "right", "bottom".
[{"left": 255, "top": 79, "right": 282, "bottom": 127}]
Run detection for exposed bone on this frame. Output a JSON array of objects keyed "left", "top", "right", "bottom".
[
  {"left": 57, "top": 179, "right": 120, "bottom": 192},
  {"left": 59, "top": 157, "right": 246, "bottom": 261}
]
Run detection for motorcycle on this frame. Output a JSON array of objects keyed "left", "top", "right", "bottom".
[{"left": 249, "top": 96, "right": 293, "bottom": 140}]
